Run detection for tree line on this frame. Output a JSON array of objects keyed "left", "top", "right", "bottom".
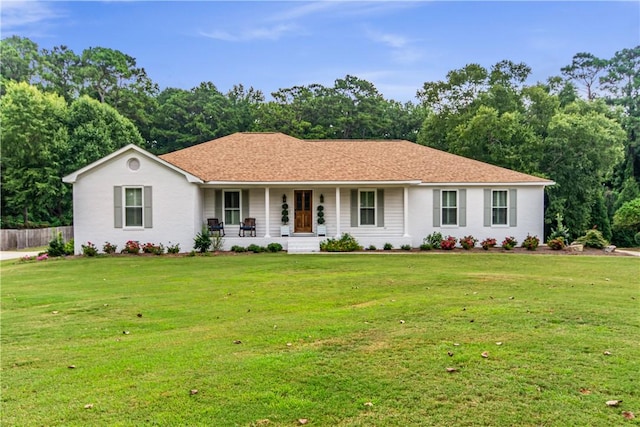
[{"left": 1, "top": 36, "right": 638, "bottom": 245}]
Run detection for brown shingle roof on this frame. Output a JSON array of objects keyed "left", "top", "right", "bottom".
[{"left": 159, "top": 132, "right": 552, "bottom": 184}]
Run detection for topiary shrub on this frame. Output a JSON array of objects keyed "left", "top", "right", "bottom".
[{"left": 575, "top": 229, "right": 608, "bottom": 249}]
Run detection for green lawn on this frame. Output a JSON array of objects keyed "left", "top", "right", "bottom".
[{"left": 1, "top": 253, "right": 638, "bottom": 426}]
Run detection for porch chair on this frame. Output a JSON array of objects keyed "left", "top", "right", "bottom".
[
  {"left": 207, "top": 218, "right": 225, "bottom": 236},
  {"left": 239, "top": 217, "right": 256, "bottom": 237}
]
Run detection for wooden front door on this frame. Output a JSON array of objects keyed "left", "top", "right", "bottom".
[{"left": 294, "top": 190, "right": 313, "bottom": 233}]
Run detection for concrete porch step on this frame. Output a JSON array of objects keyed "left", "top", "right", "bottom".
[{"left": 287, "top": 237, "right": 321, "bottom": 254}]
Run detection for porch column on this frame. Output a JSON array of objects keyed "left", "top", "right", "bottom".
[
  {"left": 264, "top": 187, "right": 271, "bottom": 238},
  {"left": 335, "top": 187, "right": 341, "bottom": 237},
  {"left": 403, "top": 187, "right": 410, "bottom": 237}
]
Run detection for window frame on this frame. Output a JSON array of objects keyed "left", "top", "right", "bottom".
[
  {"left": 123, "top": 186, "right": 144, "bottom": 229},
  {"left": 441, "top": 190, "right": 458, "bottom": 226},
  {"left": 492, "top": 190, "right": 508, "bottom": 226},
  {"left": 223, "top": 190, "right": 241, "bottom": 225},
  {"left": 358, "top": 189, "right": 377, "bottom": 226}
]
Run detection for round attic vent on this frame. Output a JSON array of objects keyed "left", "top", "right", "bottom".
[{"left": 127, "top": 157, "right": 140, "bottom": 171}]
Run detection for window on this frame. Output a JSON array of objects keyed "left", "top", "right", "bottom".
[
  {"left": 224, "top": 190, "right": 240, "bottom": 225},
  {"left": 124, "top": 187, "right": 143, "bottom": 227},
  {"left": 441, "top": 190, "right": 457, "bottom": 225},
  {"left": 492, "top": 190, "right": 508, "bottom": 225},
  {"left": 359, "top": 190, "right": 376, "bottom": 226}
]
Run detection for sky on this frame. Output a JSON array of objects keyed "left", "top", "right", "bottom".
[{"left": 1, "top": 1, "right": 639, "bottom": 102}]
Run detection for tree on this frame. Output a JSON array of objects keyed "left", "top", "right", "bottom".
[
  {"left": 561, "top": 52, "right": 608, "bottom": 100},
  {"left": 541, "top": 102, "right": 626, "bottom": 234},
  {"left": 0, "top": 36, "right": 40, "bottom": 94},
  {"left": 0, "top": 82, "right": 69, "bottom": 225},
  {"left": 39, "top": 45, "right": 82, "bottom": 102},
  {"left": 66, "top": 95, "right": 144, "bottom": 174}
]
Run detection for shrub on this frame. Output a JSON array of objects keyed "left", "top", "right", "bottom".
[
  {"left": 320, "top": 233, "right": 361, "bottom": 252},
  {"left": 266, "top": 242, "right": 283, "bottom": 252},
  {"left": 383, "top": 243, "right": 393, "bottom": 250},
  {"left": 549, "top": 213, "right": 571, "bottom": 243},
  {"left": 151, "top": 243, "right": 165, "bottom": 255},
  {"left": 522, "top": 234, "right": 540, "bottom": 251},
  {"left": 547, "top": 237, "right": 565, "bottom": 250},
  {"left": 459, "top": 235, "right": 477, "bottom": 250},
  {"left": 481, "top": 238, "right": 497, "bottom": 250},
  {"left": 368, "top": 245, "right": 377, "bottom": 251},
  {"left": 123, "top": 240, "right": 140, "bottom": 254},
  {"left": 81, "top": 242, "right": 98, "bottom": 257},
  {"left": 419, "top": 243, "right": 432, "bottom": 251},
  {"left": 64, "top": 239, "right": 75, "bottom": 255},
  {"left": 47, "top": 232, "right": 67, "bottom": 257},
  {"left": 400, "top": 244, "right": 412, "bottom": 251},
  {"left": 635, "top": 232, "right": 640, "bottom": 246},
  {"left": 231, "top": 245, "right": 247, "bottom": 253},
  {"left": 142, "top": 242, "right": 156, "bottom": 254},
  {"left": 440, "top": 235, "right": 457, "bottom": 250},
  {"left": 166, "top": 242, "right": 180, "bottom": 254},
  {"left": 575, "top": 229, "right": 608, "bottom": 249},
  {"left": 187, "top": 250, "right": 196, "bottom": 257},
  {"left": 211, "top": 234, "right": 224, "bottom": 252},
  {"left": 193, "top": 225, "right": 212, "bottom": 253},
  {"left": 424, "top": 232, "right": 443, "bottom": 248},
  {"left": 103, "top": 242, "right": 117, "bottom": 254},
  {"left": 247, "top": 244, "right": 265, "bottom": 253},
  {"left": 502, "top": 236, "right": 518, "bottom": 250}
]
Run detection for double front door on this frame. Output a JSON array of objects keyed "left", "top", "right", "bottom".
[{"left": 294, "top": 190, "right": 313, "bottom": 233}]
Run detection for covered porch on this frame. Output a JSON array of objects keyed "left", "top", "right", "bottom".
[{"left": 200, "top": 185, "right": 413, "bottom": 251}]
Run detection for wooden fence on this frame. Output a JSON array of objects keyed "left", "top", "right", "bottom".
[{"left": 0, "top": 226, "right": 73, "bottom": 251}]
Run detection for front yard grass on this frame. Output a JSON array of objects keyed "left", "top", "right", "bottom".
[{"left": 1, "top": 254, "right": 638, "bottom": 426}]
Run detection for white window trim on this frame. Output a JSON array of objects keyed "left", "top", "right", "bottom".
[
  {"left": 123, "top": 186, "right": 144, "bottom": 229},
  {"left": 492, "top": 190, "right": 509, "bottom": 226},
  {"left": 441, "top": 190, "right": 458, "bottom": 227},
  {"left": 223, "top": 189, "right": 241, "bottom": 225},
  {"left": 358, "top": 189, "right": 377, "bottom": 227}
]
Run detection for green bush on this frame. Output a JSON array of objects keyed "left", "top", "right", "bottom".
[
  {"left": 522, "top": 234, "right": 540, "bottom": 251},
  {"left": 368, "top": 245, "right": 377, "bottom": 251},
  {"left": 193, "top": 225, "right": 212, "bottom": 253},
  {"left": 47, "top": 232, "right": 67, "bottom": 257},
  {"left": 266, "top": 242, "right": 283, "bottom": 252},
  {"left": 548, "top": 213, "right": 571, "bottom": 243},
  {"left": 547, "top": 237, "right": 565, "bottom": 250},
  {"left": 81, "top": 242, "right": 98, "bottom": 257},
  {"left": 424, "top": 232, "right": 443, "bottom": 248},
  {"left": 166, "top": 242, "right": 180, "bottom": 254},
  {"left": 231, "top": 245, "right": 247, "bottom": 253},
  {"left": 247, "top": 244, "right": 265, "bottom": 253},
  {"left": 400, "top": 244, "right": 412, "bottom": 251},
  {"left": 576, "top": 229, "right": 609, "bottom": 249},
  {"left": 419, "top": 243, "right": 432, "bottom": 251},
  {"left": 64, "top": 239, "right": 75, "bottom": 255},
  {"left": 383, "top": 243, "right": 393, "bottom": 250},
  {"left": 319, "top": 233, "right": 361, "bottom": 252},
  {"left": 501, "top": 236, "right": 518, "bottom": 250}
]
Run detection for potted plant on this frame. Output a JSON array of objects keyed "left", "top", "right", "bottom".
[
  {"left": 316, "top": 204, "right": 326, "bottom": 236},
  {"left": 281, "top": 195, "right": 290, "bottom": 236}
]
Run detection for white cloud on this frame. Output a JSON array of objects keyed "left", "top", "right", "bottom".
[
  {"left": 199, "top": 24, "right": 298, "bottom": 42},
  {"left": 366, "top": 29, "right": 423, "bottom": 64},
  {"left": 1, "top": 1, "right": 63, "bottom": 32}
]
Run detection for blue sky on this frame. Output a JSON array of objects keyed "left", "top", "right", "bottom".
[{"left": 2, "top": 1, "right": 638, "bottom": 102}]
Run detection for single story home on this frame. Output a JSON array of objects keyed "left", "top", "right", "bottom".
[{"left": 63, "top": 132, "right": 554, "bottom": 253}]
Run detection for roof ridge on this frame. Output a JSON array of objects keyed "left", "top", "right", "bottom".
[{"left": 303, "top": 139, "right": 418, "bottom": 181}]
